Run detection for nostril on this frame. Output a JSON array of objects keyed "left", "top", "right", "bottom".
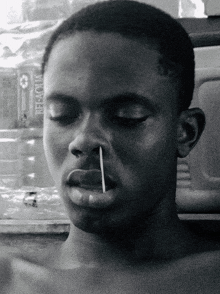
[
  {"left": 71, "top": 147, "right": 100, "bottom": 158},
  {"left": 72, "top": 149, "right": 83, "bottom": 158}
]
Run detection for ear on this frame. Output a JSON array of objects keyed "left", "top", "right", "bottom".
[{"left": 177, "top": 108, "right": 205, "bottom": 158}]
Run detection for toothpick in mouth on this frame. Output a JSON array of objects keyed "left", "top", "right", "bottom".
[{"left": 99, "top": 146, "right": 106, "bottom": 193}]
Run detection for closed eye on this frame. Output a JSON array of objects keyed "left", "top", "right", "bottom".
[
  {"left": 108, "top": 103, "right": 151, "bottom": 127},
  {"left": 49, "top": 115, "right": 79, "bottom": 126},
  {"left": 111, "top": 116, "right": 149, "bottom": 127},
  {"left": 46, "top": 99, "right": 81, "bottom": 126}
]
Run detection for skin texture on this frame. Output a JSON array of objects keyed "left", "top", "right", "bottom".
[
  {"left": 43, "top": 31, "right": 180, "bottom": 235},
  {"left": 2, "top": 30, "right": 219, "bottom": 294},
  {"left": 42, "top": 30, "right": 208, "bottom": 266}
]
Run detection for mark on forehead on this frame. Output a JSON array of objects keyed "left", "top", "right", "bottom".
[{"left": 158, "top": 56, "right": 183, "bottom": 78}]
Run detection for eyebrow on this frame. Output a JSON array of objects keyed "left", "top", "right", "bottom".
[
  {"left": 102, "top": 93, "right": 159, "bottom": 113},
  {"left": 44, "top": 92, "right": 159, "bottom": 112},
  {"left": 44, "top": 93, "right": 77, "bottom": 105}
]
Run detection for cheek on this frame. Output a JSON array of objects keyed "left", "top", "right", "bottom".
[
  {"left": 114, "top": 124, "right": 176, "bottom": 164},
  {"left": 112, "top": 122, "right": 177, "bottom": 186},
  {"left": 43, "top": 124, "right": 69, "bottom": 174}
]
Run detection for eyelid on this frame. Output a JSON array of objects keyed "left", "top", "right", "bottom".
[
  {"left": 106, "top": 100, "right": 153, "bottom": 127},
  {"left": 110, "top": 115, "right": 149, "bottom": 127},
  {"left": 116, "top": 104, "right": 150, "bottom": 118},
  {"left": 48, "top": 115, "right": 78, "bottom": 127},
  {"left": 46, "top": 99, "right": 81, "bottom": 126},
  {"left": 47, "top": 103, "right": 66, "bottom": 117}
]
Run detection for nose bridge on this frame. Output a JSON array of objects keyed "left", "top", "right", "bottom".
[
  {"left": 69, "top": 112, "right": 108, "bottom": 156},
  {"left": 81, "top": 112, "right": 104, "bottom": 141}
]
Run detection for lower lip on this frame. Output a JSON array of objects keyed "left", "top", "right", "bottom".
[{"left": 67, "top": 186, "right": 116, "bottom": 209}]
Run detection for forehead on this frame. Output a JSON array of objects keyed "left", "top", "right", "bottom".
[{"left": 44, "top": 31, "right": 178, "bottom": 109}]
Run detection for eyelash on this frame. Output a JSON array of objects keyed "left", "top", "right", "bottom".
[
  {"left": 48, "top": 103, "right": 149, "bottom": 128},
  {"left": 49, "top": 115, "right": 148, "bottom": 129},
  {"left": 110, "top": 115, "right": 148, "bottom": 127},
  {"left": 49, "top": 115, "right": 76, "bottom": 126}
]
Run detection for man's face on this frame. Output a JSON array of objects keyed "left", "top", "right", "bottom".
[{"left": 43, "top": 31, "right": 179, "bottom": 233}]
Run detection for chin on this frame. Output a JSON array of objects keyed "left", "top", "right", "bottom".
[
  {"left": 69, "top": 208, "right": 141, "bottom": 240},
  {"left": 73, "top": 217, "right": 109, "bottom": 235}
]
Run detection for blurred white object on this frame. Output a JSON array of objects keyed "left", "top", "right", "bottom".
[{"left": 179, "top": 0, "right": 205, "bottom": 18}]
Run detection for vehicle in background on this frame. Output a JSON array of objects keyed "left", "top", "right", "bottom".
[
  {"left": 0, "top": 1, "right": 220, "bottom": 221},
  {"left": 0, "top": 1, "right": 70, "bottom": 191}
]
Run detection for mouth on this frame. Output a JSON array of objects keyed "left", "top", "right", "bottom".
[
  {"left": 66, "top": 169, "right": 116, "bottom": 192},
  {"left": 66, "top": 169, "right": 117, "bottom": 209}
]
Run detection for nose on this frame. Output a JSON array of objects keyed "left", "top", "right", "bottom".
[{"left": 68, "top": 113, "right": 109, "bottom": 158}]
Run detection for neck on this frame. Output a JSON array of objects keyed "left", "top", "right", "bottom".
[{"left": 58, "top": 204, "right": 195, "bottom": 269}]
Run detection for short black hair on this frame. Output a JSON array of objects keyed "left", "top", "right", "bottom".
[{"left": 42, "top": 0, "right": 195, "bottom": 112}]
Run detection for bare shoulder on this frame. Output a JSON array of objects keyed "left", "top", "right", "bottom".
[
  {"left": 105, "top": 250, "right": 220, "bottom": 293},
  {"left": 149, "top": 250, "right": 220, "bottom": 293},
  {"left": 28, "top": 235, "right": 220, "bottom": 294},
  {"left": 43, "top": 250, "right": 220, "bottom": 294},
  {"left": 1, "top": 245, "right": 220, "bottom": 294}
]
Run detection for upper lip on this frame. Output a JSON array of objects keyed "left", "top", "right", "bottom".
[{"left": 66, "top": 169, "right": 117, "bottom": 191}]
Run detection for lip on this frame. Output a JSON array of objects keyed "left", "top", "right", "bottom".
[
  {"left": 66, "top": 169, "right": 116, "bottom": 192},
  {"left": 66, "top": 169, "right": 117, "bottom": 209}
]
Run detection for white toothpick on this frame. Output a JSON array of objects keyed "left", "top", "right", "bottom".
[{"left": 99, "top": 146, "right": 106, "bottom": 193}]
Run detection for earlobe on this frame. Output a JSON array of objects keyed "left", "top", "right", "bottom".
[{"left": 177, "top": 108, "right": 205, "bottom": 158}]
